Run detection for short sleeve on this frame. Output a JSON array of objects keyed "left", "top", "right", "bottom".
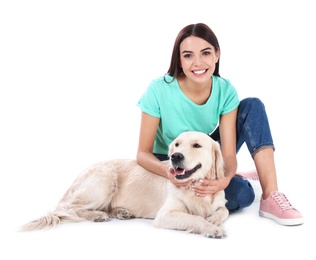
[{"left": 137, "top": 80, "right": 161, "bottom": 118}]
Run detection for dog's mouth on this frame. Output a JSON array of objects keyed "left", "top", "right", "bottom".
[{"left": 173, "top": 163, "right": 202, "bottom": 180}]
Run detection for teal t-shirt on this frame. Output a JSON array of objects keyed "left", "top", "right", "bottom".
[{"left": 137, "top": 74, "right": 239, "bottom": 154}]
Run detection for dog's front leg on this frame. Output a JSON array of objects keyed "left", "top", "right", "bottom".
[
  {"left": 206, "top": 207, "right": 229, "bottom": 226},
  {"left": 154, "top": 210, "right": 226, "bottom": 238}
]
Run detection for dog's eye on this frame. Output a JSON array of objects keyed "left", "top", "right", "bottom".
[
  {"left": 193, "top": 143, "right": 201, "bottom": 148},
  {"left": 175, "top": 143, "right": 179, "bottom": 147}
]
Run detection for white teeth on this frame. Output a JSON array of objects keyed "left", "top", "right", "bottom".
[
  {"left": 193, "top": 70, "right": 206, "bottom": 74},
  {"left": 175, "top": 169, "right": 186, "bottom": 175}
]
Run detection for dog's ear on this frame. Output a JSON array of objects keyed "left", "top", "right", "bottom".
[{"left": 210, "top": 142, "right": 225, "bottom": 179}]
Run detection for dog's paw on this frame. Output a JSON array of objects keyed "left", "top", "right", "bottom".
[
  {"left": 111, "top": 208, "right": 134, "bottom": 220},
  {"left": 206, "top": 215, "right": 223, "bottom": 226},
  {"left": 204, "top": 226, "right": 226, "bottom": 239},
  {"left": 93, "top": 213, "right": 111, "bottom": 222}
]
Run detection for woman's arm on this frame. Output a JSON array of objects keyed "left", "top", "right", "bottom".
[
  {"left": 218, "top": 107, "right": 238, "bottom": 181},
  {"left": 136, "top": 112, "right": 169, "bottom": 178}
]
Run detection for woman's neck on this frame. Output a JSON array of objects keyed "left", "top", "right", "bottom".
[{"left": 178, "top": 76, "right": 212, "bottom": 105}]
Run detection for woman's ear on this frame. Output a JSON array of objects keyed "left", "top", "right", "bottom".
[{"left": 215, "top": 48, "right": 221, "bottom": 63}]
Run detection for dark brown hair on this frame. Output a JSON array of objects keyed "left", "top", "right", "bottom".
[{"left": 165, "top": 23, "right": 220, "bottom": 83}]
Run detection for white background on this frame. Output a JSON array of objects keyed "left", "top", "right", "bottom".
[{"left": 0, "top": 0, "right": 315, "bottom": 259}]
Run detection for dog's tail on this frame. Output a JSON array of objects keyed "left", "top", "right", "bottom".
[{"left": 18, "top": 210, "right": 85, "bottom": 231}]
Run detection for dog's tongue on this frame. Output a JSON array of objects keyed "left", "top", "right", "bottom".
[{"left": 174, "top": 168, "right": 186, "bottom": 175}]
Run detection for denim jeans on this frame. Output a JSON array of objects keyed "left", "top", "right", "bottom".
[
  {"left": 213, "top": 97, "right": 275, "bottom": 210},
  {"left": 154, "top": 98, "right": 275, "bottom": 211}
]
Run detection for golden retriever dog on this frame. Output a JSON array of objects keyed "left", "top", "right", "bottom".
[{"left": 19, "top": 131, "right": 229, "bottom": 238}]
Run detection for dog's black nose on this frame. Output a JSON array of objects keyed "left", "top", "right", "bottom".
[{"left": 171, "top": 152, "right": 184, "bottom": 163}]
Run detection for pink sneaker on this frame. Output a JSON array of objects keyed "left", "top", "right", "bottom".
[
  {"left": 259, "top": 191, "right": 304, "bottom": 225},
  {"left": 236, "top": 170, "right": 259, "bottom": 181}
]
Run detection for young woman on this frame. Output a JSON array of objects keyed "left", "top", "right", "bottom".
[{"left": 136, "top": 23, "right": 303, "bottom": 226}]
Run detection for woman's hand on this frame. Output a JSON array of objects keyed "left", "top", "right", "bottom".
[{"left": 191, "top": 177, "right": 231, "bottom": 197}]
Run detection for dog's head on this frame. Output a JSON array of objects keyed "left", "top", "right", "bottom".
[{"left": 168, "top": 131, "right": 225, "bottom": 182}]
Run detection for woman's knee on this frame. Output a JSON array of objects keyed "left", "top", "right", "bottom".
[
  {"left": 239, "top": 97, "right": 265, "bottom": 113},
  {"left": 225, "top": 177, "right": 255, "bottom": 211}
]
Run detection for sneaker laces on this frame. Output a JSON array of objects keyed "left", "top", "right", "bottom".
[{"left": 272, "top": 192, "right": 294, "bottom": 211}]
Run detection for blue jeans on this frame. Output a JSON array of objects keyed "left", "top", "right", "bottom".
[
  {"left": 212, "top": 97, "right": 275, "bottom": 211},
  {"left": 155, "top": 98, "right": 275, "bottom": 212}
]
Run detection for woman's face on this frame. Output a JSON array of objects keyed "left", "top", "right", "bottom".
[{"left": 179, "top": 36, "right": 219, "bottom": 83}]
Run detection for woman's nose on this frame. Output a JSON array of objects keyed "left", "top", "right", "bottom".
[{"left": 193, "top": 56, "right": 202, "bottom": 66}]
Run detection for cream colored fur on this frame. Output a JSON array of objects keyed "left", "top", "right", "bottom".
[{"left": 19, "top": 131, "right": 229, "bottom": 238}]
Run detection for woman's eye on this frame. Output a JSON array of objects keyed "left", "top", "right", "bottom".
[
  {"left": 202, "top": 51, "right": 211, "bottom": 56},
  {"left": 193, "top": 143, "right": 201, "bottom": 148},
  {"left": 183, "top": 54, "right": 192, "bottom": 58}
]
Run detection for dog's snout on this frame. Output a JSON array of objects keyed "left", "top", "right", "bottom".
[{"left": 171, "top": 152, "right": 184, "bottom": 163}]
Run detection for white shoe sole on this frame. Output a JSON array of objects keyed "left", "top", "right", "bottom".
[{"left": 259, "top": 210, "right": 304, "bottom": 226}]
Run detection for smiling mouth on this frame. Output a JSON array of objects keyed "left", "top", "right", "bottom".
[
  {"left": 173, "top": 163, "right": 202, "bottom": 180},
  {"left": 193, "top": 69, "right": 208, "bottom": 75}
]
